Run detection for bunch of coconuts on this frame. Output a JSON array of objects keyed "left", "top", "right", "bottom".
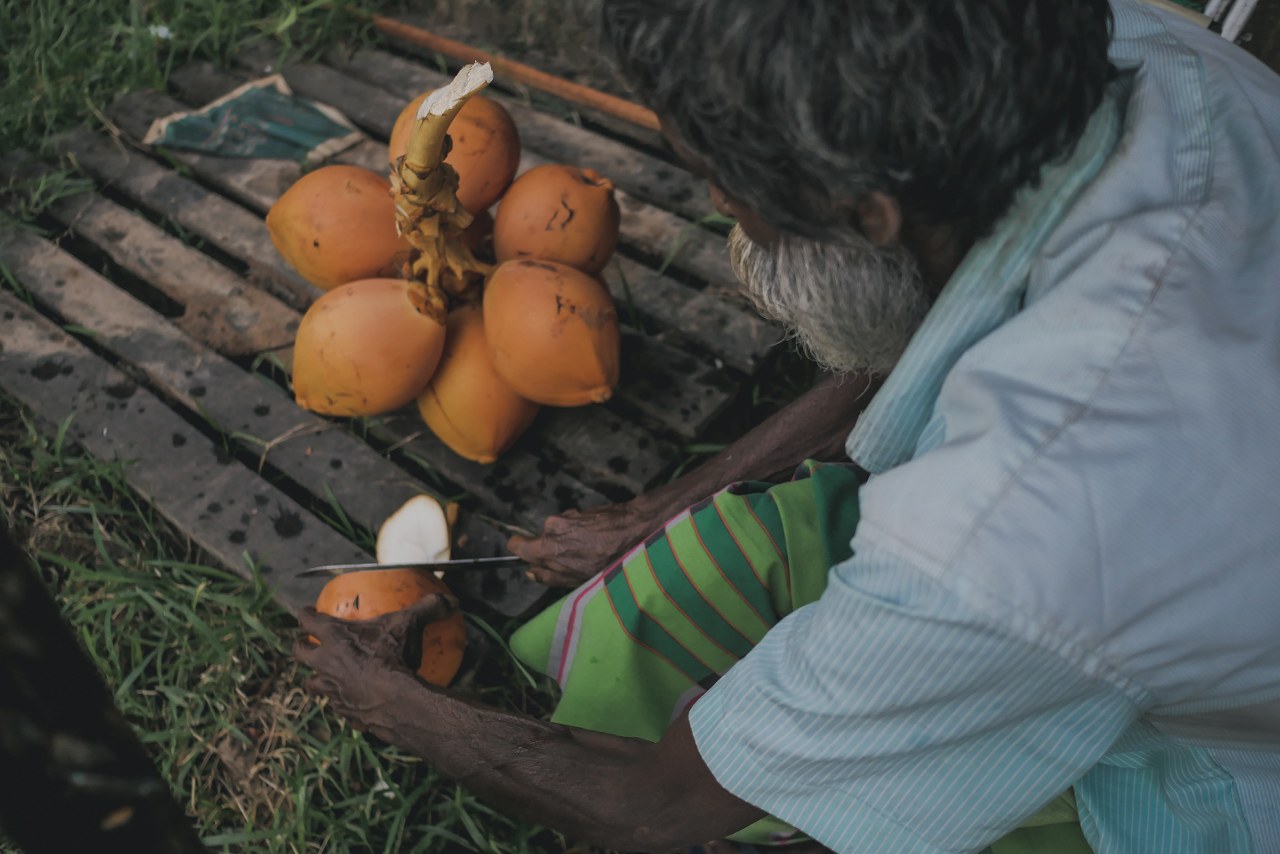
[{"left": 266, "top": 64, "right": 622, "bottom": 464}]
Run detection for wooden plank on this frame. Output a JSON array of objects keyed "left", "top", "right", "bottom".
[
  {"left": 617, "top": 330, "right": 739, "bottom": 435},
  {"left": 385, "top": 15, "right": 672, "bottom": 159},
  {"left": 256, "top": 53, "right": 777, "bottom": 375},
  {"left": 0, "top": 290, "right": 363, "bottom": 614},
  {"left": 248, "top": 54, "right": 741, "bottom": 295},
  {"left": 604, "top": 255, "right": 778, "bottom": 375},
  {"left": 53, "top": 132, "right": 676, "bottom": 493},
  {"left": 325, "top": 46, "right": 712, "bottom": 223},
  {"left": 0, "top": 226, "right": 549, "bottom": 616},
  {"left": 1, "top": 153, "right": 298, "bottom": 357},
  {"left": 55, "top": 128, "right": 318, "bottom": 310},
  {"left": 105, "top": 87, "right": 735, "bottom": 438},
  {"left": 0, "top": 196, "right": 609, "bottom": 525},
  {"left": 0, "top": 224, "right": 472, "bottom": 547},
  {"left": 52, "top": 129, "right": 670, "bottom": 486}
]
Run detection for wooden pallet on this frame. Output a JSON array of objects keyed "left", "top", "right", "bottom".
[{"left": 0, "top": 35, "right": 784, "bottom": 618}]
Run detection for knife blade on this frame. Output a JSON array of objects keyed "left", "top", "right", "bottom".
[{"left": 296, "top": 555, "right": 523, "bottom": 578}]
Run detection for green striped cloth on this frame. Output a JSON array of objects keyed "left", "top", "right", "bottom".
[{"left": 509, "top": 462, "right": 1087, "bottom": 850}]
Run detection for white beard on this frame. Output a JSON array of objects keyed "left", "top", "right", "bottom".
[{"left": 728, "top": 224, "right": 931, "bottom": 377}]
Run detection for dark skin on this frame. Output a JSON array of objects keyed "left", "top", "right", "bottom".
[
  {"left": 509, "top": 370, "right": 877, "bottom": 586},
  {"left": 296, "top": 135, "right": 971, "bottom": 848},
  {"left": 295, "top": 598, "right": 764, "bottom": 850}
]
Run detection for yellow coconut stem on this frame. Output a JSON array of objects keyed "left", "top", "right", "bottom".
[
  {"left": 392, "top": 61, "right": 497, "bottom": 317},
  {"left": 405, "top": 62, "right": 494, "bottom": 171}
]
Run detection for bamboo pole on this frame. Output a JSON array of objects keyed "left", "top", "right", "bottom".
[{"left": 359, "top": 11, "right": 663, "bottom": 133}]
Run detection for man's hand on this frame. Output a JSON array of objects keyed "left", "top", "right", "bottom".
[
  {"left": 512, "top": 374, "right": 876, "bottom": 587},
  {"left": 292, "top": 595, "right": 456, "bottom": 732},
  {"left": 294, "top": 595, "right": 764, "bottom": 848},
  {"left": 507, "top": 502, "right": 654, "bottom": 587}
]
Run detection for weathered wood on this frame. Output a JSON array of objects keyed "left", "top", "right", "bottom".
[
  {"left": 1, "top": 153, "right": 298, "bottom": 357},
  {"left": 0, "top": 253, "right": 545, "bottom": 617},
  {"left": 166, "top": 60, "right": 256, "bottom": 107},
  {"left": 604, "top": 254, "right": 779, "bottom": 375},
  {"left": 617, "top": 330, "right": 739, "bottom": 436},
  {"left": 386, "top": 15, "right": 672, "bottom": 157},
  {"left": 106, "top": 86, "right": 736, "bottom": 438},
  {"left": 0, "top": 291, "right": 364, "bottom": 613},
  {"left": 55, "top": 128, "right": 318, "bottom": 309},
  {"left": 245, "top": 53, "right": 741, "bottom": 295},
  {"left": 0, "top": 525, "right": 208, "bottom": 853},
  {"left": 0, "top": 223, "right": 606, "bottom": 530},
  {"left": 43, "top": 162, "right": 668, "bottom": 496},
  {"left": 259, "top": 52, "right": 776, "bottom": 374},
  {"left": 0, "top": 223, "right": 486, "bottom": 540},
  {"left": 107, "top": 90, "right": 302, "bottom": 216}
]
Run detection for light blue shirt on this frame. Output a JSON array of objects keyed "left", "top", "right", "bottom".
[{"left": 689, "top": 2, "right": 1280, "bottom": 851}]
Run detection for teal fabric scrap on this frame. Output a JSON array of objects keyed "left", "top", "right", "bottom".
[{"left": 142, "top": 75, "right": 363, "bottom": 163}]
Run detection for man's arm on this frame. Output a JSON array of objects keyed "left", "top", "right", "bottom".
[
  {"left": 295, "top": 600, "right": 763, "bottom": 850},
  {"left": 511, "top": 371, "right": 877, "bottom": 586}
]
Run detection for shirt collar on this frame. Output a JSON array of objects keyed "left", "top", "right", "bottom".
[{"left": 845, "top": 87, "right": 1126, "bottom": 474}]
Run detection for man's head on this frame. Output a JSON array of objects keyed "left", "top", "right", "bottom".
[
  {"left": 602, "top": 0, "right": 1113, "bottom": 375},
  {"left": 604, "top": 0, "right": 1114, "bottom": 243}
]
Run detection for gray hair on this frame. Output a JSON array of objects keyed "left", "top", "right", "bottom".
[
  {"left": 603, "top": 0, "right": 1114, "bottom": 243},
  {"left": 729, "top": 224, "right": 930, "bottom": 376}
]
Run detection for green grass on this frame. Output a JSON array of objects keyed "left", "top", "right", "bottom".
[
  {"left": 0, "top": 0, "right": 382, "bottom": 157},
  {"left": 0, "top": 394, "right": 564, "bottom": 852},
  {"left": 0, "top": 1, "right": 809, "bottom": 848}
]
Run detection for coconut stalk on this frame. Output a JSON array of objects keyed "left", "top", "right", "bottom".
[{"left": 392, "top": 62, "right": 496, "bottom": 320}]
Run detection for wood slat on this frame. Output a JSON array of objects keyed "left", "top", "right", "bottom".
[
  {"left": 0, "top": 290, "right": 361, "bottom": 614},
  {"left": 42, "top": 147, "right": 674, "bottom": 495},
  {"left": 169, "top": 57, "right": 775, "bottom": 374},
  {"left": 56, "top": 136, "right": 669, "bottom": 497},
  {"left": 1, "top": 154, "right": 297, "bottom": 357},
  {"left": 105, "top": 86, "right": 734, "bottom": 439},
  {"left": 0, "top": 225, "right": 550, "bottom": 616},
  {"left": 55, "top": 128, "right": 318, "bottom": 308},
  {"left": 59, "top": 140, "right": 679, "bottom": 485},
  {"left": 4, "top": 170, "right": 614, "bottom": 524},
  {"left": 332, "top": 130, "right": 775, "bottom": 376},
  {"left": 386, "top": 14, "right": 672, "bottom": 156},
  {"left": 0, "top": 223, "right": 469, "bottom": 548}
]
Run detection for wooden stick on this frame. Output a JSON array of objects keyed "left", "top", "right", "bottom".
[
  {"left": 361, "top": 12, "right": 663, "bottom": 133},
  {"left": 0, "top": 523, "right": 206, "bottom": 852}
]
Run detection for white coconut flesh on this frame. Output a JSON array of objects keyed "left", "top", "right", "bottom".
[{"left": 376, "top": 494, "right": 452, "bottom": 575}]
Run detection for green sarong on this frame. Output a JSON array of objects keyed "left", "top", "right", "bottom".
[{"left": 510, "top": 461, "right": 1089, "bottom": 851}]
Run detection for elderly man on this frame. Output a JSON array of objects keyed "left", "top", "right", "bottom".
[{"left": 296, "top": 0, "right": 1280, "bottom": 850}]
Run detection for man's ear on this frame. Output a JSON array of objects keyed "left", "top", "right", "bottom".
[{"left": 852, "top": 192, "right": 902, "bottom": 247}]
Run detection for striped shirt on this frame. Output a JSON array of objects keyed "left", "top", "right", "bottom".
[{"left": 688, "top": 2, "right": 1280, "bottom": 851}]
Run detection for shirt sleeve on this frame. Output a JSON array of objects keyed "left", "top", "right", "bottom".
[{"left": 687, "top": 536, "right": 1141, "bottom": 853}]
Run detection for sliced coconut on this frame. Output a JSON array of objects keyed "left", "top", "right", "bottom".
[{"left": 376, "top": 494, "right": 452, "bottom": 576}]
